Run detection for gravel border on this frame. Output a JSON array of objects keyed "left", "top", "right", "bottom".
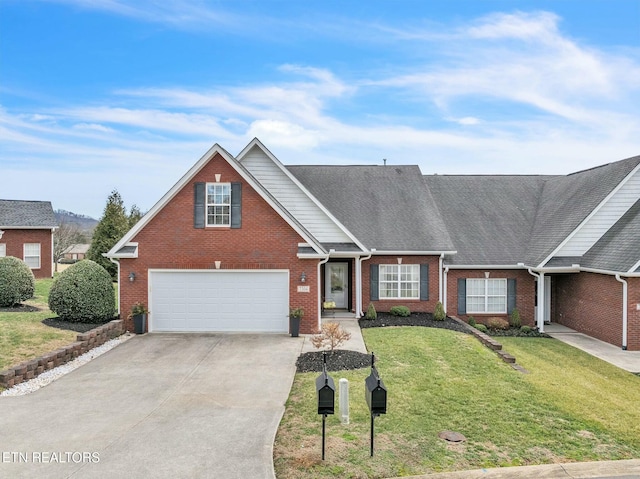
[{"left": 0, "top": 333, "right": 133, "bottom": 397}]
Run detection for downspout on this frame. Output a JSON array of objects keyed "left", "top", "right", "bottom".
[
  {"left": 357, "top": 252, "right": 373, "bottom": 317},
  {"left": 109, "top": 257, "right": 121, "bottom": 316},
  {"left": 317, "top": 255, "right": 330, "bottom": 330},
  {"left": 615, "top": 274, "right": 628, "bottom": 350},
  {"left": 443, "top": 265, "right": 449, "bottom": 313},
  {"left": 526, "top": 268, "right": 544, "bottom": 332},
  {"left": 438, "top": 254, "right": 444, "bottom": 304}
]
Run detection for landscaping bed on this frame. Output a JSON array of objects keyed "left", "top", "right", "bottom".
[
  {"left": 41, "top": 317, "right": 115, "bottom": 333},
  {"left": 296, "top": 350, "right": 371, "bottom": 373},
  {"left": 359, "top": 311, "right": 470, "bottom": 334}
]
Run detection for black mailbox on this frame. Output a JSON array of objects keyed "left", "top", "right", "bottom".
[
  {"left": 316, "top": 370, "right": 335, "bottom": 415},
  {"left": 365, "top": 367, "right": 387, "bottom": 415}
]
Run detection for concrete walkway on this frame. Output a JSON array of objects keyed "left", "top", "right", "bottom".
[
  {"left": 545, "top": 323, "right": 640, "bottom": 373},
  {"left": 300, "top": 317, "right": 368, "bottom": 354}
]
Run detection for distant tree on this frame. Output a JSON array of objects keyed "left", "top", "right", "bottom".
[
  {"left": 53, "top": 221, "right": 86, "bottom": 272},
  {"left": 128, "top": 204, "right": 144, "bottom": 228},
  {"left": 87, "top": 190, "right": 130, "bottom": 279}
]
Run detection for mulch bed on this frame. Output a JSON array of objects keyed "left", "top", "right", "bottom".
[
  {"left": 296, "top": 350, "right": 372, "bottom": 373},
  {"left": 41, "top": 317, "right": 111, "bottom": 333},
  {"left": 0, "top": 304, "right": 41, "bottom": 313},
  {"left": 359, "top": 312, "right": 470, "bottom": 334}
]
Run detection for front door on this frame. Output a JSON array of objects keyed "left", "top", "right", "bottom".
[{"left": 325, "top": 262, "right": 348, "bottom": 309}]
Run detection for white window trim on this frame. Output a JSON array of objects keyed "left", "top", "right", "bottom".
[
  {"left": 379, "top": 264, "right": 420, "bottom": 300},
  {"left": 24, "top": 243, "right": 41, "bottom": 269},
  {"left": 206, "top": 182, "right": 231, "bottom": 227},
  {"left": 466, "top": 278, "right": 507, "bottom": 314},
  {"left": 0, "top": 243, "right": 5, "bottom": 257}
]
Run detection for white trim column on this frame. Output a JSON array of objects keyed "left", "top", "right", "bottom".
[{"left": 537, "top": 272, "right": 545, "bottom": 332}]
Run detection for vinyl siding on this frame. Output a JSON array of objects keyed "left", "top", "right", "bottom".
[
  {"left": 557, "top": 166, "right": 640, "bottom": 256},
  {"left": 240, "top": 147, "right": 353, "bottom": 243}
]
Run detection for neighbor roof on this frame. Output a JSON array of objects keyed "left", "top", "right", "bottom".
[
  {"left": 0, "top": 199, "right": 57, "bottom": 228},
  {"left": 288, "top": 165, "right": 455, "bottom": 252}
]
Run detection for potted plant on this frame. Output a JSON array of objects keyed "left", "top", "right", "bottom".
[
  {"left": 129, "top": 302, "right": 149, "bottom": 334},
  {"left": 289, "top": 307, "right": 304, "bottom": 337}
]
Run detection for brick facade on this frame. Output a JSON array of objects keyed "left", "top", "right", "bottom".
[
  {"left": 554, "top": 272, "right": 640, "bottom": 350},
  {"left": 118, "top": 152, "right": 321, "bottom": 334},
  {"left": 0, "top": 229, "right": 53, "bottom": 278},
  {"left": 445, "top": 269, "right": 536, "bottom": 327}
]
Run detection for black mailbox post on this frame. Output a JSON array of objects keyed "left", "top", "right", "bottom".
[
  {"left": 365, "top": 352, "right": 387, "bottom": 456},
  {"left": 315, "top": 352, "right": 335, "bottom": 460}
]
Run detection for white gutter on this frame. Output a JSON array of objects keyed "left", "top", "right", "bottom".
[
  {"left": 446, "top": 264, "right": 525, "bottom": 270},
  {"left": 581, "top": 267, "right": 640, "bottom": 277},
  {"left": 443, "top": 265, "right": 449, "bottom": 314},
  {"left": 370, "top": 250, "right": 457, "bottom": 256},
  {"left": 615, "top": 275, "right": 628, "bottom": 350},
  {"left": 317, "top": 255, "right": 330, "bottom": 331},
  {"left": 356, "top": 252, "right": 373, "bottom": 317},
  {"left": 108, "top": 257, "right": 121, "bottom": 315}
]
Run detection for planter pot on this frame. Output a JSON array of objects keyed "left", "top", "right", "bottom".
[
  {"left": 289, "top": 316, "right": 301, "bottom": 337},
  {"left": 133, "top": 313, "right": 147, "bottom": 334}
]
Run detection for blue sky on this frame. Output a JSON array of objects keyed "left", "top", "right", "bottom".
[{"left": 1, "top": 1, "right": 639, "bottom": 219}]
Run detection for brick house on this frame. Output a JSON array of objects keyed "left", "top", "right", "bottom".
[
  {"left": 0, "top": 200, "right": 57, "bottom": 279},
  {"left": 106, "top": 139, "right": 640, "bottom": 351}
]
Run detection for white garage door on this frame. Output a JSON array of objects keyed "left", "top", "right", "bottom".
[{"left": 149, "top": 270, "right": 289, "bottom": 332}]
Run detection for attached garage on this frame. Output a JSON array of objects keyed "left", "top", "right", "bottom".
[{"left": 149, "top": 270, "right": 290, "bottom": 333}]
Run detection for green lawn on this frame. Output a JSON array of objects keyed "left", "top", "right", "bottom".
[{"left": 274, "top": 327, "right": 640, "bottom": 478}]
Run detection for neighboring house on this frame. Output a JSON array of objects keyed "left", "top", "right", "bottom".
[
  {"left": 62, "top": 243, "right": 90, "bottom": 261},
  {"left": 0, "top": 199, "right": 57, "bottom": 278},
  {"left": 106, "top": 139, "right": 640, "bottom": 351}
]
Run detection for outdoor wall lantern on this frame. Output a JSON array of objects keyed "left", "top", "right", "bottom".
[
  {"left": 300, "top": 272, "right": 306, "bottom": 283},
  {"left": 129, "top": 272, "right": 136, "bottom": 282}
]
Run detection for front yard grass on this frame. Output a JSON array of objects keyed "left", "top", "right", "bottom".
[
  {"left": 0, "top": 278, "right": 76, "bottom": 374},
  {"left": 274, "top": 327, "right": 640, "bottom": 478}
]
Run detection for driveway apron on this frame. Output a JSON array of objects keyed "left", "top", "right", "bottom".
[{"left": 0, "top": 333, "right": 302, "bottom": 479}]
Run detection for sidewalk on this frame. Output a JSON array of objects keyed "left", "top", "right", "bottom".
[
  {"left": 545, "top": 324, "right": 640, "bottom": 373},
  {"left": 300, "top": 316, "right": 368, "bottom": 354},
  {"left": 393, "top": 459, "right": 640, "bottom": 479}
]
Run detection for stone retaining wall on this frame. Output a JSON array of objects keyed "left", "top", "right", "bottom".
[{"left": 0, "top": 320, "right": 124, "bottom": 389}]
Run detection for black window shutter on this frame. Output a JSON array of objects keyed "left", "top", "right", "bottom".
[
  {"left": 370, "top": 264, "right": 379, "bottom": 301},
  {"left": 231, "top": 182, "right": 242, "bottom": 229},
  {"left": 507, "top": 278, "right": 517, "bottom": 314},
  {"left": 420, "top": 264, "right": 429, "bottom": 300},
  {"left": 194, "top": 182, "right": 205, "bottom": 229},
  {"left": 457, "top": 278, "right": 466, "bottom": 315}
]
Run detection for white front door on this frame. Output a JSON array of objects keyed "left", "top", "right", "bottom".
[{"left": 325, "top": 262, "right": 348, "bottom": 309}]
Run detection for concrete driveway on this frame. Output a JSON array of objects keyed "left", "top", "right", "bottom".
[{"left": 0, "top": 334, "right": 302, "bottom": 479}]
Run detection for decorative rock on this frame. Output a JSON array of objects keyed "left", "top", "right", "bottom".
[{"left": 438, "top": 430, "right": 466, "bottom": 443}]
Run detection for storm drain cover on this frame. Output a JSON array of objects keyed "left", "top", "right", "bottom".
[{"left": 438, "top": 431, "right": 466, "bottom": 442}]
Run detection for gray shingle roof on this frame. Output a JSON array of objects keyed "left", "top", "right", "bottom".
[
  {"left": 0, "top": 199, "right": 57, "bottom": 228},
  {"left": 425, "top": 175, "right": 549, "bottom": 265},
  {"left": 287, "top": 165, "right": 455, "bottom": 252},
  {"left": 581, "top": 198, "right": 640, "bottom": 272},
  {"left": 525, "top": 156, "right": 640, "bottom": 266}
]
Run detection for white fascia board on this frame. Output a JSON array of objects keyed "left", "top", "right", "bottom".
[
  {"left": 581, "top": 266, "right": 640, "bottom": 277},
  {"left": 538, "top": 161, "right": 640, "bottom": 268},
  {"left": 237, "top": 138, "right": 367, "bottom": 252},
  {"left": 106, "top": 142, "right": 325, "bottom": 257},
  {"left": 444, "top": 264, "right": 524, "bottom": 270},
  {"left": 104, "top": 242, "right": 138, "bottom": 259},
  {"left": 0, "top": 226, "right": 58, "bottom": 230},
  {"left": 373, "top": 250, "right": 457, "bottom": 256},
  {"left": 628, "top": 259, "right": 640, "bottom": 274}
]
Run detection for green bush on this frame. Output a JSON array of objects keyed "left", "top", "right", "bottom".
[
  {"left": 520, "top": 325, "right": 532, "bottom": 334},
  {"left": 389, "top": 305, "right": 411, "bottom": 317},
  {"left": 487, "top": 317, "right": 510, "bottom": 330},
  {"left": 0, "top": 256, "right": 35, "bottom": 307},
  {"left": 468, "top": 316, "right": 476, "bottom": 327},
  {"left": 48, "top": 260, "right": 116, "bottom": 323},
  {"left": 510, "top": 308, "right": 522, "bottom": 328},
  {"left": 474, "top": 324, "right": 489, "bottom": 333},
  {"left": 433, "top": 301, "right": 446, "bottom": 321},
  {"left": 365, "top": 303, "right": 377, "bottom": 320}
]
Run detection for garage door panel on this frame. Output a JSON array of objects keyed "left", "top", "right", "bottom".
[{"left": 149, "top": 271, "right": 289, "bottom": 332}]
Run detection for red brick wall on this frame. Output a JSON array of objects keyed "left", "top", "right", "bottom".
[
  {"left": 1, "top": 229, "right": 53, "bottom": 278},
  {"left": 554, "top": 272, "right": 640, "bottom": 350},
  {"left": 445, "top": 269, "right": 536, "bottom": 326},
  {"left": 361, "top": 256, "right": 441, "bottom": 313},
  {"left": 118, "top": 152, "right": 320, "bottom": 334}
]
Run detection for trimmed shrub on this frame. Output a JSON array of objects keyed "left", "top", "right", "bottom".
[
  {"left": 510, "top": 308, "right": 522, "bottom": 328},
  {"left": 487, "top": 317, "right": 510, "bottom": 330},
  {"left": 365, "top": 303, "right": 377, "bottom": 320},
  {"left": 474, "top": 324, "right": 489, "bottom": 333},
  {"left": 48, "top": 260, "right": 116, "bottom": 323},
  {"left": 433, "top": 301, "right": 446, "bottom": 321},
  {"left": 520, "top": 325, "right": 532, "bottom": 334},
  {"left": 389, "top": 305, "right": 411, "bottom": 317},
  {"left": 0, "top": 256, "right": 35, "bottom": 307},
  {"left": 468, "top": 316, "right": 476, "bottom": 327}
]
